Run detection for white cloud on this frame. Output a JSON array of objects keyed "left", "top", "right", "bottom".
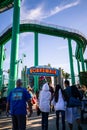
[
  {"left": 52, "top": 63, "right": 70, "bottom": 73},
  {"left": 26, "top": 7, "right": 43, "bottom": 20},
  {"left": 21, "top": 5, "right": 44, "bottom": 20},
  {"left": 57, "top": 45, "right": 68, "bottom": 50},
  {"left": 20, "top": 32, "right": 33, "bottom": 38},
  {"left": 20, "top": 0, "right": 80, "bottom": 20},
  {"left": 44, "top": 0, "right": 80, "bottom": 18}
]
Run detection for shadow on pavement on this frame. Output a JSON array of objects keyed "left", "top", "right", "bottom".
[{"left": 0, "top": 112, "right": 87, "bottom": 130}]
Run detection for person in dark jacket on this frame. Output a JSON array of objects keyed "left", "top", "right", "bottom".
[{"left": 64, "top": 80, "right": 82, "bottom": 130}]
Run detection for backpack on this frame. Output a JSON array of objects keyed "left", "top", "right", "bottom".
[
  {"left": 68, "top": 96, "right": 82, "bottom": 107},
  {"left": 67, "top": 85, "right": 82, "bottom": 107}
]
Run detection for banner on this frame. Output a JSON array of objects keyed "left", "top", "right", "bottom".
[{"left": 27, "top": 66, "right": 59, "bottom": 76}]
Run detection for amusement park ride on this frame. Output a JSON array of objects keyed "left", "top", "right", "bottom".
[{"left": 0, "top": 0, "right": 87, "bottom": 94}]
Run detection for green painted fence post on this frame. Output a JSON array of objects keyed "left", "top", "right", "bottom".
[
  {"left": 0, "top": 45, "right": 4, "bottom": 93},
  {"left": 8, "top": 0, "right": 21, "bottom": 93},
  {"left": 34, "top": 32, "right": 39, "bottom": 92},
  {"left": 68, "top": 39, "right": 75, "bottom": 85},
  {"left": 80, "top": 48, "right": 85, "bottom": 72}
]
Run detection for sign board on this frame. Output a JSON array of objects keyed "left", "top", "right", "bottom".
[{"left": 27, "top": 66, "right": 59, "bottom": 76}]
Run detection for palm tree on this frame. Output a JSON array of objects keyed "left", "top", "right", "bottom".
[{"left": 62, "top": 70, "right": 70, "bottom": 80}]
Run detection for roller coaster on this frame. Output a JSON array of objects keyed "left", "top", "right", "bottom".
[{"left": 0, "top": 0, "right": 87, "bottom": 93}]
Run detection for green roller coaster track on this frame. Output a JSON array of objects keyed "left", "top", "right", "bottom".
[
  {"left": 0, "top": 20, "right": 87, "bottom": 59},
  {"left": 0, "top": 0, "right": 87, "bottom": 93},
  {"left": 0, "top": 0, "right": 13, "bottom": 13},
  {"left": 0, "top": 0, "right": 87, "bottom": 59}
]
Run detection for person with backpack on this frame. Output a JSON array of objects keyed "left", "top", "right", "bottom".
[
  {"left": 52, "top": 84, "right": 66, "bottom": 130},
  {"left": 64, "top": 80, "right": 83, "bottom": 130},
  {"left": 39, "top": 82, "right": 51, "bottom": 130}
]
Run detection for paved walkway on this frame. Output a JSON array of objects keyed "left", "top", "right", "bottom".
[{"left": 0, "top": 112, "right": 87, "bottom": 130}]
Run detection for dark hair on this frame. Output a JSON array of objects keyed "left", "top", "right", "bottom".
[
  {"left": 54, "top": 84, "right": 63, "bottom": 102},
  {"left": 16, "top": 79, "right": 22, "bottom": 84},
  {"left": 64, "top": 80, "right": 70, "bottom": 86},
  {"left": 71, "top": 85, "right": 82, "bottom": 100}
]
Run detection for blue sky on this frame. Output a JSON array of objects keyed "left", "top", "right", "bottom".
[{"left": 0, "top": 0, "right": 87, "bottom": 79}]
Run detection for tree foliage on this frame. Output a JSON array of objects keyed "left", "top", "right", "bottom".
[{"left": 62, "top": 70, "right": 70, "bottom": 80}]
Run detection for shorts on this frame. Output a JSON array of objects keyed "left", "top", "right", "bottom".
[{"left": 66, "top": 107, "right": 80, "bottom": 124}]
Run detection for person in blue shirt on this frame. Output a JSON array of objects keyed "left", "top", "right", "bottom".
[{"left": 6, "top": 79, "right": 32, "bottom": 130}]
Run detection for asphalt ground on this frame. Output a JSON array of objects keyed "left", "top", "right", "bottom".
[{"left": 0, "top": 111, "right": 87, "bottom": 130}]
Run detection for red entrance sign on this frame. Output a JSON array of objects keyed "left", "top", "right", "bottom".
[{"left": 27, "top": 67, "right": 59, "bottom": 76}]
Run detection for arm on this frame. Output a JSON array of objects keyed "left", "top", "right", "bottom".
[
  {"left": 63, "top": 89, "right": 69, "bottom": 101},
  {"left": 24, "top": 88, "right": 33, "bottom": 117},
  {"left": 6, "top": 92, "right": 11, "bottom": 114},
  {"left": 28, "top": 99, "right": 33, "bottom": 109},
  {"left": 27, "top": 99, "right": 33, "bottom": 117}
]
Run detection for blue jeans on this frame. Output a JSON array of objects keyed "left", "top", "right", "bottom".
[
  {"left": 12, "top": 115, "right": 26, "bottom": 130},
  {"left": 56, "top": 110, "right": 65, "bottom": 130},
  {"left": 42, "top": 112, "right": 49, "bottom": 130}
]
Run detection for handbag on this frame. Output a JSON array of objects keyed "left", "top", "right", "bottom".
[
  {"left": 68, "top": 96, "right": 82, "bottom": 107},
  {"left": 37, "top": 107, "right": 41, "bottom": 116},
  {"left": 68, "top": 86, "right": 82, "bottom": 107},
  {"left": 32, "top": 96, "right": 37, "bottom": 104}
]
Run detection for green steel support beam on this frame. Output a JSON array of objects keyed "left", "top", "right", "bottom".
[
  {"left": 34, "top": 32, "right": 39, "bottom": 92},
  {"left": 68, "top": 39, "right": 75, "bottom": 85},
  {"left": 77, "top": 60, "right": 80, "bottom": 75},
  {"left": 34, "top": 32, "right": 38, "bottom": 66},
  {"left": 77, "top": 60, "right": 80, "bottom": 83},
  {"left": 84, "top": 60, "right": 87, "bottom": 71},
  {"left": 85, "top": 61, "right": 87, "bottom": 71},
  {"left": 8, "top": 0, "right": 21, "bottom": 93},
  {"left": 86, "top": 62, "right": 87, "bottom": 71},
  {"left": 80, "top": 48, "right": 85, "bottom": 72},
  {"left": 0, "top": 45, "right": 4, "bottom": 92}
]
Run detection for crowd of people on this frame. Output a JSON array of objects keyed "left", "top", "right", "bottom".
[{"left": 6, "top": 78, "right": 87, "bottom": 130}]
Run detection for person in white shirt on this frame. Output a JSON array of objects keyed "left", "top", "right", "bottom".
[
  {"left": 52, "top": 84, "right": 66, "bottom": 130},
  {"left": 39, "top": 83, "right": 51, "bottom": 130}
]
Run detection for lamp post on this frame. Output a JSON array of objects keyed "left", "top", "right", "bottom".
[
  {"left": 17, "top": 59, "right": 22, "bottom": 78},
  {"left": 2, "top": 70, "right": 9, "bottom": 86},
  {"left": 0, "top": 70, "right": 9, "bottom": 98},
  {"left": 22, "top": 54, "right": 26, "bottom": 69},
  {"left": 17, "top": 54, "right": 26, "bottom": 78},
  {"left": 0, "top": 47, "right": 6, "bottom": 97}
]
